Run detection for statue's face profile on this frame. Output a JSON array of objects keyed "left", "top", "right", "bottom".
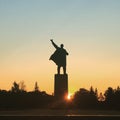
[{"left": 60, "top": 44, "right": 64, "bottom": 48}]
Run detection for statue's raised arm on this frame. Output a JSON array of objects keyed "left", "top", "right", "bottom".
[{"left": 50, "top": 39, "right": 59, "bottom": 49}]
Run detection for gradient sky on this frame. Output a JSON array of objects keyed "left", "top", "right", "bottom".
[{"left": 0, "top": 0, "right": 120, "bottom": 95}]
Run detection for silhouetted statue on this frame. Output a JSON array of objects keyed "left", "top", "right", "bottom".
[{"left": 49, "top": 39, "right": 69, "bottom": 74}]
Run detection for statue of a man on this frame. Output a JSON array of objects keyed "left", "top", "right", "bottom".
[{"left": 49, "top": 39, "right": 69, "bottom": 74}]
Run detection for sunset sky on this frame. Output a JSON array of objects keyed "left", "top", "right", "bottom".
[{"left": 0, "top": 0, "right": 120, "bottom": 95}]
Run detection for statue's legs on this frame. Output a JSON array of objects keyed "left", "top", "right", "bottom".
[
  {"left": 63, "top": 66, "right": 66, "bottom": 74},
  {"left": 57, "top": 66, "right": 66, "bottom": 74},
  {"left": 57, "top": 66, "right": 60, "bottom": 74}
]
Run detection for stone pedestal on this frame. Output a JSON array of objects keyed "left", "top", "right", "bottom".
[{"left": 54, "top": 74, "right": 68, "bottom": 99}]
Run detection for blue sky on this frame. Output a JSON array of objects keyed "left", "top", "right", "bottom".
[{"left": 0, "top": 0, "right": 120, "bottom": 94}]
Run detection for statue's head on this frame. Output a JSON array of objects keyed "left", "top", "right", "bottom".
[{"left": 60, "top": 44, "right": 64, "bottom": 48}]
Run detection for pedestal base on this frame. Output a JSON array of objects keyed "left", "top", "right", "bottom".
[{"left": 54, "top": 74, "right": 68, "bottom": 99}]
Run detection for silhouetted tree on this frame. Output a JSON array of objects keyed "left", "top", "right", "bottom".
[
  {"left": 89, "top": 87, "right": 98, "bottom": 106},
  {"left": 104, "top": 87, "right": 114, "bottom": 102},
  {"left": 19, "top": 81, "right": 26, "bottom": 92},
  {"left": 73, "top": 87, "right": 98, "bottom": 108},
  {"left": 103, "top": 87, "right": 120, "bottom": 109},
  {"left": 34, "top": 82, "right": 39, "bottom": 92},
  {"left": 73, "top": 88, "right": 88, "bottom": 107},
  {"left": 11, "top": 81, "right": 20, "bottom": 93},
  {"left": 90, "top": 86, "right": 94, "bottom": 94},
  {"left": 95, "top": 88, "right": 98, "bottom": 98},
  {"left": 114, "top": 86, "right": 120, "bottom": 109}
]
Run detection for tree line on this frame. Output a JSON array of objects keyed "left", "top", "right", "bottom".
[
  {"left": 73, "top": 86, "right": 120, "bottom": 110},
  {"left": 0, "top": 81, "right": 53, "bottom": 109},
  {"left": 0, "top": 81, "right": 120, "bottom": 110}
]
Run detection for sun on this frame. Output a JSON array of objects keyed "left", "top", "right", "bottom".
[{"left": 67, "top": 93, "right": 71, "bottom": 100}]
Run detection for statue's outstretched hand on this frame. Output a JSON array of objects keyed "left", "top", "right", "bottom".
[{"left": 50, "top": 39, "right": 53, "bottom": 42}]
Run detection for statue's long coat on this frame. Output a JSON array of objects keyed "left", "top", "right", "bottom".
[{"left": 50, "top": 48, "right": 68, "bottom": 67}]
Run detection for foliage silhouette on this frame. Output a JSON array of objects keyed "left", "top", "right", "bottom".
[
  {"left": 34, "top": 82, "right": 39, "bottom": 92},
  {"left": 104, "top": 87, "right": 120, "bottom": 109},
  {"left": 11, "top": 82, "right": 21, "bottom": 93},
  {"left": 0, "top": 81, "right": 120, "bottom": 110},
  {"left": 19, "top": 81, "right": 26, "bottom": 92},
  {"left": 73, "top": 87, "right": 98, "bottom": 109}
]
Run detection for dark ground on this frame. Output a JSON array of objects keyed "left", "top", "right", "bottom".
[
  {"left": 0, "top": 116, "right": 120, "bottom": 120},
  {"left": 0, "top": 109, "right": 120, "bottom": 120}
]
